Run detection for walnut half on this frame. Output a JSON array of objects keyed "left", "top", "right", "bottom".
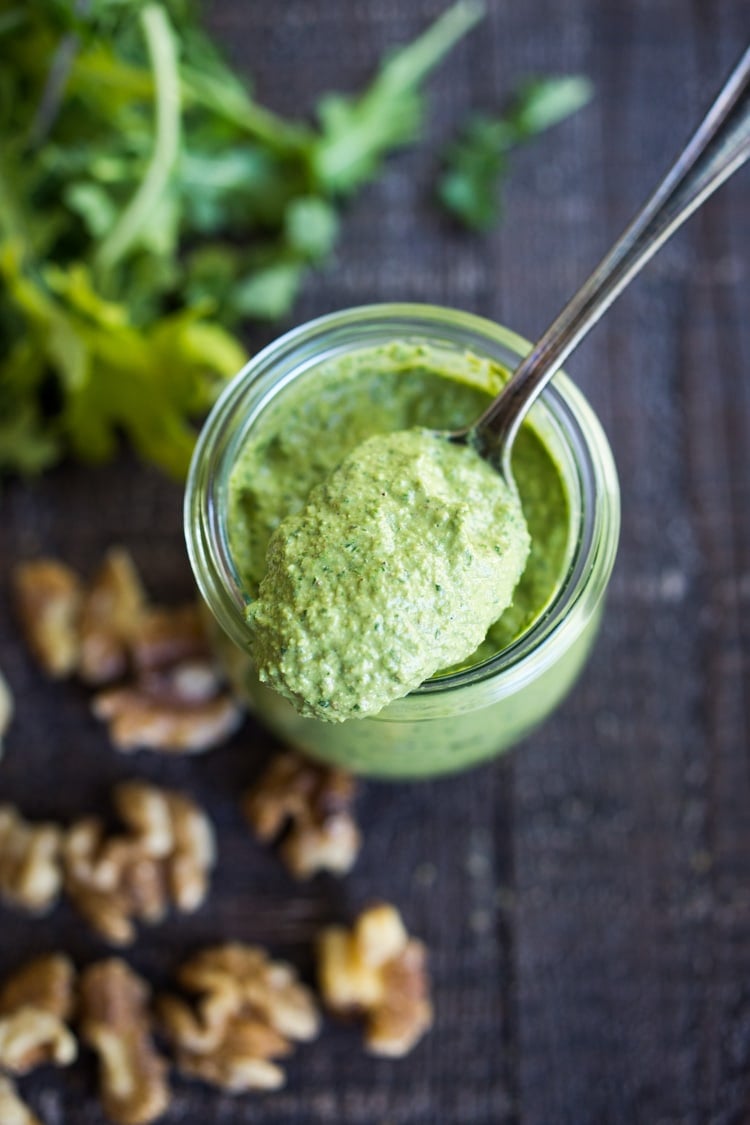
[
  {"left": 14, "top": 550, "right": 243, "bottom": 754},
  {"left": 0, "top": 954, "right": 77, "bottom": 1075},
  {"left": 92, "top": 605, "right": 243, "bottom": 755},
  {"left": 78, "top": 549, "right": 146, "bottom": 685},
  {"left": 159, "top": 944, "right": 321, "bottom": 1092},
  {"left": 13, "top": 560, "right": 83, "bottom": 678},
  {"left": 92, "top": 681, "right": 242, "bottom": 755},
  {"left": 243, "top": 752, "right": 361, "bottom": 879},
  {"left": 64, "top": 781, "right": 216, "bottom": 946},
  {"left": 79, "top": 959, "right": 170, "bottom": 1125},
  {"left": 0, "top": 805, "right": 64, "bottom": 915},
  {"left": 318, "top": 903, "right": 433, "bottom": 1057}
]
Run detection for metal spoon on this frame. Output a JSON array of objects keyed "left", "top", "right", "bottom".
[{"left": 454, "top": 46, "right": 750, "bottom": 481}]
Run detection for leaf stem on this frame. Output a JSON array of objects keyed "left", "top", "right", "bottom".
[
  {"left": 376, "top": 0, "right": 485, "bottom": 97},
  {"left": 313, "top": 0, "right": 484, "bottom": 191},
  {"left": 181, "top": 64, "right": 312, "bottom": 153},
  {"left": 95, "top": 3, "right": 181, "bottom": 273}
]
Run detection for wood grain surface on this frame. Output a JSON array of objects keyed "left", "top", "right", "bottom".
[{"left": 1, "top": 1, "right": 749, "bottom": 1122}]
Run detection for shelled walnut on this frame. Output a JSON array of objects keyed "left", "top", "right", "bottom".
[
  {"left": 0, "top": 954, "right": 77, "bottom": 1075},
  {"left": 159, "top": 944, "right": 320, "bottom": 1092},
  {"left": 0, "top": 1074, "right": 41, "bottom": 1125},
  {"left": 243, "top": 752, "right": 361, "bottom": 879},
  {"left": 78, "top": 549, "right": 146, "bottom": 685},
  {"left": 79, "top": 959, "right": 170, "bottom": 1125},
  {"left": 129, "top": 605, "right": 209, "bottom": 674},
  {"left": 0, "top": 805, "right": 64, "bottom": 915},
  {"left": 13, "top": 550, "right": 243, "bottom": 754},
  {"left": 91, "top": 602, "right": 242, "bottom": 754},
  {"left": 64, "top": 781, "right": 216, "bottom": 946},
  {"left": 317, "top": 903, "right": 433, "bottom": 1057},
  {"left": 12, "top": 560, "right": 83, "bottom": 678},
  {"left": 92, "top": 673, "right": 242, "bottom": 754}
]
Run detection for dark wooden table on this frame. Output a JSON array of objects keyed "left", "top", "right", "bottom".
[{"left": 2, "top": 1, "right": 749, "bottom": 1122}]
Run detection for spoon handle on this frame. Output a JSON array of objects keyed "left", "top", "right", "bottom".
[{"left": 475, "top": 45, "right": 750, "bottom": 465}]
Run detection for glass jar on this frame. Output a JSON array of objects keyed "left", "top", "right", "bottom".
[{"left": 185, "top": 304, "right": 620, "bottom": 779}]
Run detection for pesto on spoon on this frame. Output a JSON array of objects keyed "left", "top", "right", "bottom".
[
  {"left": 248, "top": 428, "right": 530, "bottom": 721},
  {"left": 249, "top": 47, "right": 750, "bottom": 722}
]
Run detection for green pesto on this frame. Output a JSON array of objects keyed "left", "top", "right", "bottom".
[
  {"left": 247, "top": 429, "right": 530, "bottom": 721},
  {"left": 228, "top": 342, "right": 570, "bottom": 711}
]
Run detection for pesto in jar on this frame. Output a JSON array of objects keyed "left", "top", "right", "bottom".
[{"left": 228, "top": 342, "right": 569, "bottom": 720}]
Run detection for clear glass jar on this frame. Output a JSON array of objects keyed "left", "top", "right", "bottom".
[{"left": 185, "top": 304, "right": 620, "bottom": 779}]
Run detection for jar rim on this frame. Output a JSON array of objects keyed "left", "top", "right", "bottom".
[{"left": 185, "top": 302, "right": 620, "bottom": 705}]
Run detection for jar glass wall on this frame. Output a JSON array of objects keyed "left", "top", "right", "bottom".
[{"left": 185, "top": 305, "right": 620, "bottom": 778}]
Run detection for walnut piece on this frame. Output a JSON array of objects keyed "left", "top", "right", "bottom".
[
  {"left": 0, "top": 1075, "right": 41, "bottom": 1125},
  {"left": 78, "top": 549, "right": 146, "bottom": 685},
  {"left": 92, "top": 683, "right": 242, "bottom": 755},
  {"left": 14, "top": 550, "right": 242, "bottom": 753},
  {"left": 0, "top": 954, "right": 77, "bottom": 1075},
  {"left": 114, "top": 781, "right": 216, "bottom": 913},
  {"left": 130, "top": 605, "right": 209, "bottom": 674},
  {"left": 79, "top": 959, "right": 170, "bottom": 1125},
  {"left": 0, "top": 954, "right": 76, "bottom": 1022},
  {"left": 0, "top": 1008, "right": 76, "bottom": 1076},
  {"left": 243, "top": 752, "right": 360, "bottom": 879},
  {"left": 0, "top": 805, "right": 64, "bottom": 914},
  {"left": 13, "top": 560, "right": 82, "bottom": 678},
  {"left": 92, "top": 604, "right": 242, "bottom": 754},
  {"left": 0, "top": 669, "right": 13, "bottom": 759},
  {"left": 63, "top": 782, "right": 216, "bottom": 946},
  {"left": 159, "top": 943, "right": 320, "bottom": 1092},
  {"left": 317, "top": 903, "right": 433, "bottom": 1057}
]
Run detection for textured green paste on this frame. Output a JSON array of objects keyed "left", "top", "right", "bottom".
[
  {"left": 228, "top": 343, "right": 569, "bottom": 721},
  {"left": 247, "top": 429, "right": 530, "bottom": 720}
]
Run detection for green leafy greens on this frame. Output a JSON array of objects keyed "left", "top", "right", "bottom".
[
  {"left": 0, "top": 0, "right": 483, "bottom": 478},
  {"left": 438, "top": 75, "right": 593, "bottom": 231}
]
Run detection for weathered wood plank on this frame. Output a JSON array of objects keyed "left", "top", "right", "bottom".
[{"left": 0, "top": 1, "right": 748, "bottom": 1122}]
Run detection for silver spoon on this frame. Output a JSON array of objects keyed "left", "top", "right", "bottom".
[{"left": 454, "top": 45, "right": 750, "bottom": 481}]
